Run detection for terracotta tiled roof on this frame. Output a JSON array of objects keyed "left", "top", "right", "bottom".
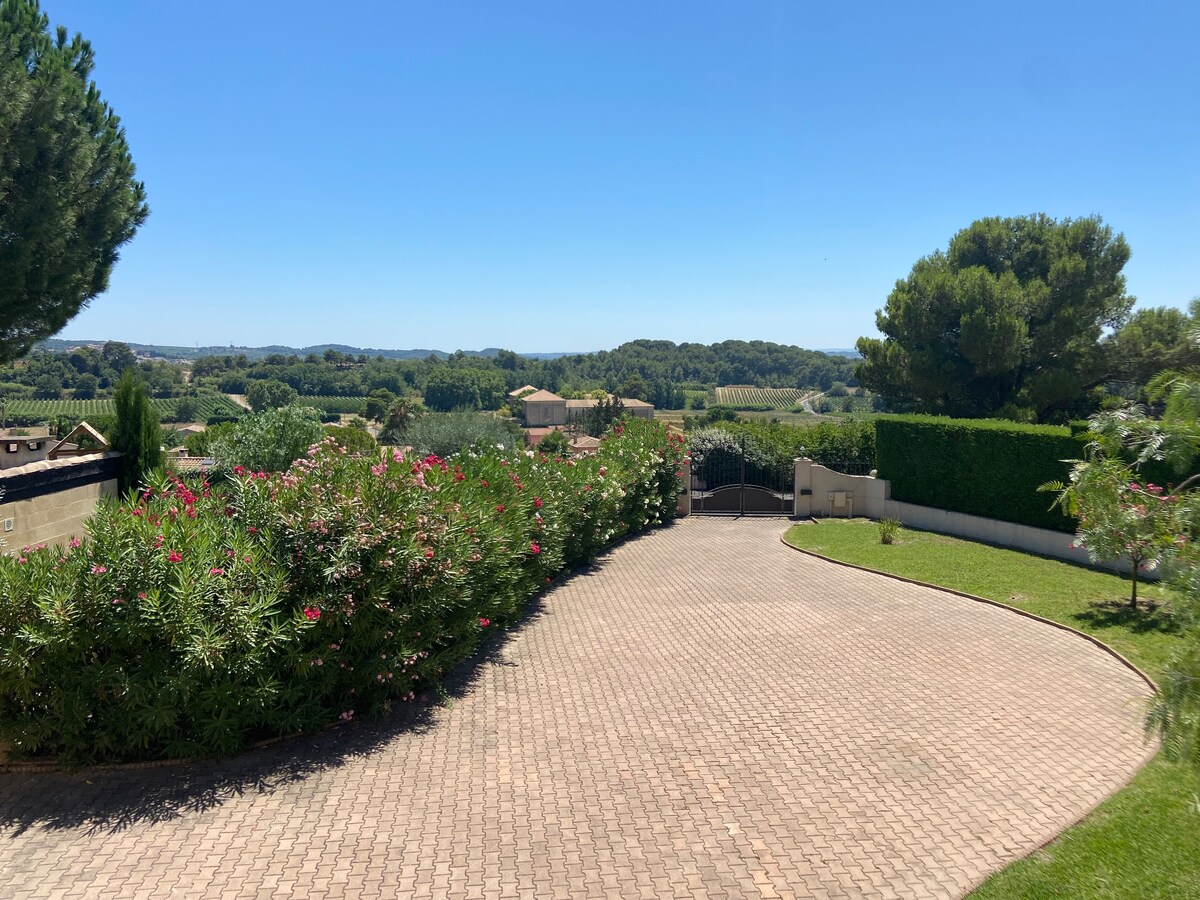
[{"left": 521, "top": 390, "right": 565, "bottom": 403}]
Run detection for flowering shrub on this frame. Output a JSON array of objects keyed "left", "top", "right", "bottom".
[{"left": 0, "top": 418, "right": 684, "bottom": 763}]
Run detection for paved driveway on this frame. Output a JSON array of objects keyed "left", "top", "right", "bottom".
[{"left": 0, "top": 517, "right": 1154, "bottom": 898}]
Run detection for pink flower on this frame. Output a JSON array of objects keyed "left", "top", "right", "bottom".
[
  {"left": 425, "top": 548, "right": 434, "bottom": 559},
  {"left": 17, "top": 557, "right": 27, "bottom": 565},
  {"left": 304, "top": 607, "right": 321, "bottom": 621},
  {"left": 69, "top": 537, "right": 81, "bottom": 549},
  {"left": 167, "top": 550, "right": 183, "bottom": 563},
  {"left": 479, "top": 617, "right": 490, "bottom": 627},
  {"left": 233, "top": 465, "right": 246, "bottom": 476},
  {"left": 339, "top": 710, "right": 354, "bottom": 722},
  {"left": 534, "top": 497, "right": 543, "bottom": 509},
  {"left": 90, "top": 565, "right": 107, "bottom": 574},
  {"left": 209, "top": 567, "right": 225, "bottom": 576},
  {"left": 480, "top": 479, "right": 489, "bottom": 487},
  {"left": 137, "top": 592, "right": 147, "bottom": 599},
  {"left": 530, "top": 542, "right": 540, "bottom": 555},
  {"left": 496, "top": 504, "right": 505, "bottom": 513}
]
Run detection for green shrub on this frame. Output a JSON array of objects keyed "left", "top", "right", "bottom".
[
  {"left": 688, "top": 419, "right": 876, "bottom": 477},
  {"left": 877, "top": 518, "right": 901, "bottom": 544},
  {"left": 396, "top": 409, "right": 520, "bottom": 458},
  {"left": 0, "top": 419, "right": 685, "bottom": 763},
  {"left": 210, "top": 406, "right": 325, "bottom": 473},
  {"left": 323, "top": 422, "right": 377, "bottom": 455},
  {"left": 875, "top": 415, "right": 1086, "bottom": 531}
]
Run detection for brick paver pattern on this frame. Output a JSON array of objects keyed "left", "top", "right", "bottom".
[{"left": 0, "top": 517, "right": 1155, "bottom": 898}]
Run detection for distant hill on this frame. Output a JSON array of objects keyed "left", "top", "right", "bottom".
[
  {"left": 37, "top": 339, "right": 584, "bottom": 362},
  {"left": 818, "top": 348, "right": 862, "bottom": 359}
]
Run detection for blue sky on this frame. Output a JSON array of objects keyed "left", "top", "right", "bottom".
[{"left": 48, "top": 0, "right": 1200, "bottom": 353}]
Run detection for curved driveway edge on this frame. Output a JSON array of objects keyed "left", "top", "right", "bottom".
[{"left": 0, "top": 516, "right": 1155, "bottom": 898}]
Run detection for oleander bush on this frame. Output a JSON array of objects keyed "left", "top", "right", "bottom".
[{"left": 0, "top": 417, "right": 685, "bottom": 764}]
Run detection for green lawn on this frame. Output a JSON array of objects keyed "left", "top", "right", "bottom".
[{"left": 784, "top": 519, "right": 1200, "bottom": 900}]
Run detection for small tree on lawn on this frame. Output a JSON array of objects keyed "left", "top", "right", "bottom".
[
  {"left": 111, "top": 369, "right": 162, "bottom": 493},
  {"left": 1045, "top": 455, "right": 1180, "bottom": 609},
  {"left": 1044, "top": 381, "right": 1200, "bottom": 771}
]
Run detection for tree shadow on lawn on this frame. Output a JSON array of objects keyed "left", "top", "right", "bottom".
[
  {"left": 0, "top": 547, "right": 621, "bottom": 838},
  {"left": 1072, "top": 597, "right": 1181, "bottom": 636}
]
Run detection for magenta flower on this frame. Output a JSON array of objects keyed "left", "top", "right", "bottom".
[
  {"left": 167, "top": 550, "right": 183, "bottom": 563},
  {"left": 304, "top": 607, "right": 321, "bottom": 621},
  {"left": 530, "top": 543, "right": 540, "bottom": 555}
]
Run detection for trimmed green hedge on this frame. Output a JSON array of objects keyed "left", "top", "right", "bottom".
[{"left": 875, "top": 416, "right": 1086, "bottom": 532}]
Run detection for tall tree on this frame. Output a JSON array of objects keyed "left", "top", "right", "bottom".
[
  {"left": 0, "top": 1, "right": 149, "bottom": 363},
  {"left": 856, "top": 214, "right": 1133, "bottom": 422},
  {"left": 1107, "top": 302, "right": 1200, "bottom": 388},
  {"left": 111, "top": 370, "right": 162, "bottom": 493}
]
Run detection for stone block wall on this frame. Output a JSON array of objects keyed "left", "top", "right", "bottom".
[{"left": 0, "top": 453, "right": 121, "bottom": 552}]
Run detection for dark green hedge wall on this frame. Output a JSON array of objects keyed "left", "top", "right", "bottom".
[{"left": 875, "top": 416, "right": 1087, "bottom": 532}]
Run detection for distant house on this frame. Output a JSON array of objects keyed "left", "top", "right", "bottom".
[
  {"left": 520, "top": 389, "right": 653, "bottom": 427},
  {"left": 521, "top": 390, "right": 570, "bottom": 426},
  {"left": 568, "top": 434, "right": 603, "bottom": 454},
  {"left": 508, "top": 384, "right": 539, "bottom": 400},
  {"left": 1, "top": 426, "right": 54, "bottom": 470},
  {"left": 47, "top": 422, "right": 110, "bottom": 461}
]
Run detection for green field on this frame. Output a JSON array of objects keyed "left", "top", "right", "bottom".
[
  {"left": 0, "top": 395, "right": 244, "bottom": 423},
  {"left": 714, "top": 386, "right": 814, "bottom": 409}
]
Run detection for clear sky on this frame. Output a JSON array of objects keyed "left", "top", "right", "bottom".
[{"left": 47, "top": 0, "right": 1200, "bottom": 354}]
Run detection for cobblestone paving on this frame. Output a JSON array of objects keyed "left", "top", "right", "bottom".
[{"left": 0, "top": 517, "right": 1155, "bottom": 898}]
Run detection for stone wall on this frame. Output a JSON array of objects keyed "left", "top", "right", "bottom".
[
  {"left": 0, "top": 453, "right": 121, "bottom": 552},
  {"left": 792, "top": 457, "right": 1129, "bottom": 574}
]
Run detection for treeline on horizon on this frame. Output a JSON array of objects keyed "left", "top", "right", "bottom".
[{"left": 2, "top": 339, "right": 861, "bottom": 409}]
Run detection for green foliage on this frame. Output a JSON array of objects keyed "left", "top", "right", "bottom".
[
  {"left": 363, "top": 388, "right": 395, "bottom": 421},
  {"left": 856, "top": 214, "right": 1133, "bottom": 422},
  {"left": 245, "top": 378, "right": 298, "bottom": 413},
  {"left": 537, "top": 428, "right": 570, "bottom": 457},
  {"left": 1109, "top": 303, "right": 1200, "bottom": 389},
  {"left": 0, "top": 421, "right": 686, "bottom": 762},
  {"left": 210, "top": 405, "right": 325, "bottom": 474},
  {"left": 110, "top": 370, "right": 162, "bottom": 492},
  {"left": 379, "top": 397, "right": 425, "bottom": 444},
  {"left": 0, "top": 2, "right": 148, "bottom": 363},
  {"left": 693, "top": 418, "right": 875, "bottom": 471},
  {"left": 875, "top": 415, "right": 1085, "bottom": 531},
  {"left": 394, "top": 410, "right": 519, "bottom": 458},
  {"left": 576, "top": 397, "right": 625, "bottom": 437},
  {"left": 877, "top": 518, "right": 901, "bottom": 544},
  {"left": 323, "top": 422, "right": 377, "bottom": 455},
  {"left": 424, "top": 367, "right": 506, "bottom": 412},
  {"left": 182, "top": 421, "right": 233, "bottom": 458}
]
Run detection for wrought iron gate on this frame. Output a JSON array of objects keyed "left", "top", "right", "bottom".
[{"left": 690, "top": 435, "right": 794, "bottom": 515}]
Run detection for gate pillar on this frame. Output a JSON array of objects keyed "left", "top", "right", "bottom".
[
  {"left": 794, "top": 457, "right": 813, "bottom": 519},
  {"left": 677, "top": 460, "right": 691, "bottom": 517}
]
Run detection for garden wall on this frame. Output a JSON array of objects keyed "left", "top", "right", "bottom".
[
  {"left": 0, "top": 453, "right": 121, "bottom": 552},
  {"left": 792, "top": 458, "right": 1138, "bottom": 575}
]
